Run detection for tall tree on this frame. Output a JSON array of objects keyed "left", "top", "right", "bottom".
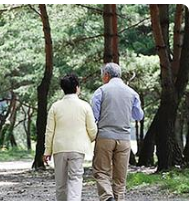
[
  {"left": 103, "top": 4, "right": 119, "bottom": 64},
  {"left": 138, "top": 5, "right": 188, "bottom": 171},
  {"left": 32, "top": 4, "right": 53, "bottom": 170}
]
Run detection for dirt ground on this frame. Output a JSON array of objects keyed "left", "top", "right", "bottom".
[{"left": 0, "top": 160, "right": 189, "bottom": 201}]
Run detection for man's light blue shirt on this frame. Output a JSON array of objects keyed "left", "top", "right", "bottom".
[{"left": 91, "top": 80, "right": 144, "bottom": 122}]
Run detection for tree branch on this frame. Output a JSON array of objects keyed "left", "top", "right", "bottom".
[
  {"left": 0, "top": 5, "right": 26, "bottom": 14},
  {"left": 0, "top": 98, "right": 37, "bottom": 111},
  {"left": 76, "top": 4, "right": 103, "bottom": 15},
  {"left": 28, "top": 4, "right": 41, "bottom": 16},
  {"left": 119, "top": 17, "right": 150, "bottom": 34}
]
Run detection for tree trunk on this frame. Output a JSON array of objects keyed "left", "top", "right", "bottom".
[
  {"left": 129, "top": 150, "right": 136, "bottom": 166},
  {"left": 137, "top": 110, "right": 158, "bottom": 167},
  {"left": 149, "top": 5, "right": 188, "bottom": 171},
  {"left": 111, "top": 4, "right": 119, "bottom": 64},
  {"left": 26, "top": 108, "right": 33, "bottom": 150},
  {"left": 23, "top": 106, "right": 33, "bottom": 150},
  {"left": 103, "top": 4, "right": 119, "bottom": 64},
  {"left": 103, "top": 4, "right": 113, "bottom": 63},
  {"left": 175, "top": 114, "right": 184, "bottom": 151},
  {"left": 0, "top": 92, "right": 18, "bottom": 148},
  {"left": 7, "top": 95, "right": 18, "bottom": 148},
  {"left": 32, "top": 4, "right": 53, "bottom": 170},
  {"left": 136, "top": 92, "right": 144, "bottom": 157},
  {"left": 183, "top": 129, "right": 189, "bottom": 165},
  {"left": 0, "top": 92, "right": 15, "bottom": 136},
  {"left": 158, "top": 4, "right": 171, "bottom": 58},
  {"left": 135, "top": 121, "right": 139, "bottom": 156},
  {"left": 172, "top": 5, "right": 184, "bottom": 79},
  {"left": 155, "top": 96, "right": 180, "bottom": 171},
  {"left": 175, "top": 7, "right": 189, "bottom": 100},
  {"left": 0, "top": 96, "right": 13, "bottom": 147}
]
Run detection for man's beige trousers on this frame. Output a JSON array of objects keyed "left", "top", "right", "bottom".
[
  {"left": 93, "top": 138, "right": 131, "bottom": 201},
  {"left": 53, "top": 152, "right": 84, "bottom": 201}
]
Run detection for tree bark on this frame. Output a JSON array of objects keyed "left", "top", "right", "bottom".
[
  {"left": 0, "top": 100, "right": 12, "bottom": 146},
  {"left": 111, "top": 4, "right": 119, "bottom": 64},
  {"left": 183, "top": 129, "right": 189, "bottom": 165},
  {"left": 137, "top": 110, "right": 158, "bottom": 166},
  {"left": 129, "top": 150, "right": 136, "bottom": 166},
  {"left": 135, "top": 121, "right": 139, "bottom": 156},
  {"left": 26, "top": 108, "right": 33, "bottom": 150},
  {"left": 172, "top": 5, "right": 184, "bottom": 79},
  {"left": 0, "top": 92, "right": 14, "bottom": 135},
  {"left": 103, "top": 4, "right": 113, "bottom": 63},
  {"left": 136, "top": 92, "right": 144, "bottom": 157},
  {"left": 158, "top": 4, "right": 171, "bottom": 58},
  {"left": 32, "top": 4, "right": 53, "bottom": 170},
  {"left": 103, "top": 4, "right": 119, "bottom": 64},
  {"left": 7, "top": 93, "right": 18, "bottom": 147},
  {"left": 175, "top": 7, "right": 189, "bottom": 100},
  {"left": 23, "top": 106, "right": 33, "bottom": 150},
  {"left": 0, "top": 92, "right": 18, "bottom": 148}
]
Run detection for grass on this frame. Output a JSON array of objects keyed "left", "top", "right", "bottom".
[
  {"left": 0, "top": 147, "right": 35, "bottom": 162},
  {"left": 127, "top": 168, "right": 189, "bottom": 195}
]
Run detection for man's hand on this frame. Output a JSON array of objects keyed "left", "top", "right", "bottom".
[{"left": 43, "top": 155, "right": 51, "bottom": 165}]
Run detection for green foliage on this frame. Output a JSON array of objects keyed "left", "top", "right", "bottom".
[
  {"left": 0, "top": 147, "right": 34, "bottom": 161},
  {"left": 118, "top": 4, "right": 155, "bottom": 56},
  {"left": 121, "top": 54, "right": 161, "bottom": 127},
  {"left": 0, "top": 4, "right": 186, "bottom": 151},
  {"left": 127, "top": 168, "right": 189, "bottom": 195},
  {"left": 0, "top": 4, "right": 161, "bottom": 149}
]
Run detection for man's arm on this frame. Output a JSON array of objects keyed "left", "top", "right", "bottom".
[
  {"left": 91, "top": 88, "right": 102, "bottom": 122},
  {"left": 132, "top": 94, "right": 144, "bottom": 121}
]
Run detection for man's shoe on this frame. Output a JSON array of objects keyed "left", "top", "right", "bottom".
[{"left": 106, "top": 197, "right": 115, "bottom": 201}]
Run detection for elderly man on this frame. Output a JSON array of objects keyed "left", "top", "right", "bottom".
[{"left": 92, "top": 63, "right": 144, "bottom": 201}]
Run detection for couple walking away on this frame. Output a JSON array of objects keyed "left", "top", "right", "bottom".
[{"left": 43, "top": 62, "right": 144, "bottom": 201}]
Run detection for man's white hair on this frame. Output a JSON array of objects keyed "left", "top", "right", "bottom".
[{"left": 101, "top": 62, "right": 122, "bottom": 78}]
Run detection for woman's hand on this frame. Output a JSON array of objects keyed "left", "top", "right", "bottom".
[{"left": 43, "top": 155, "right": 51, "bottom": 165}]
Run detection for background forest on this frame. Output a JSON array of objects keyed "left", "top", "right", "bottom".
[{"left": 0, "top": 4, "right": 189, "bottom": 172}]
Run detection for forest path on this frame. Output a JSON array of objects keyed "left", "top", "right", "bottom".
[{"left": 0, "top": 160, "right": 189, "bottom": 201}]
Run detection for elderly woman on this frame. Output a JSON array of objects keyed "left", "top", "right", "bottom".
[
  {"left": 44, "top": 74, "right": 97, "bottom": 201},
  {"left": 92, "top": 63, "right": 144, "bottom": 201}
]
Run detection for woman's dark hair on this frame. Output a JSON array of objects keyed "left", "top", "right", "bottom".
[{"left": 60, "top": 74, "right": 79, "bottom": 94}]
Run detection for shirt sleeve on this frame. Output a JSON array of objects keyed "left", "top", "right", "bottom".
[
  {"left": 91, "top": 88, "right": 102, "bottom": 122},
  {"left": 86, "top": 104, "right": 98, "bottom": 142},
  {"left": 44, "top": 105, "right": 56, "bottom": 155},
  {"left": 132, "top": 93, "right": 144, "bottom": 121}
]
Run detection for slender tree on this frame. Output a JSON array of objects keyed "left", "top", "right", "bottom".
[
  {"left": 32, "top": 4, "right": 53, "bottom": 170},
  {"left": 22, "top": 106, "right": 34, "bottom": 150}
]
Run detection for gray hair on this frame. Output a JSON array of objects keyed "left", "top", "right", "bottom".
[{"left": 101, "top": 62, "right": 122, "bottom": 78}]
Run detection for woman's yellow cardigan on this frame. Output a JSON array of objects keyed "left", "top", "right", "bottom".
[{"left": 44, "top": 94, "right": 97, "bottom": 156}]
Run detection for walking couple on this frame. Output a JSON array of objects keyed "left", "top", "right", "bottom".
[{"left": 43, "top": 62, "right": 144, "bottom": 201}]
